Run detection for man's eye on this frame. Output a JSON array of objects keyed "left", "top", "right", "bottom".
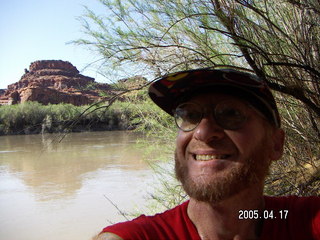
[
  {"left": 220, "top": 108, "right": 242, "bottom": 118},
  {"left": 215, "top": 105, "right": 247, "bottom": 130},
  {"left": 185, "top": 111, "right": 201, "bottom": 123}
]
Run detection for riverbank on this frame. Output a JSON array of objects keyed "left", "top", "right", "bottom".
[
  {"left": 0, "top": 101, "right": 138, "bottom": 135},
  {"left": 0, "top": 98, "right": 176, "bottom": 136}
]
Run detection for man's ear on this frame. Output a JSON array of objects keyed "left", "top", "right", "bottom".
[{"left": 270, "top": 128, "right": 285, "bottom": 161}]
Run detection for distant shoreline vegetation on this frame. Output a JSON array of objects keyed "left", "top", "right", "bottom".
[
  {"left": 0, "top": 101, "right": 136, "bottom": 135},
  {"left": 0, "top": 97, "right": 175, "bottom": 136}
]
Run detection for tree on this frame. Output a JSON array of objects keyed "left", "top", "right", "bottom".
[{"left": 74, "top": 0, "right": 319, "bottom": 197}]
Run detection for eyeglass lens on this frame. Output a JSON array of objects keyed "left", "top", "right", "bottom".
[{"left": 174, "top": 101, "right": 248, "bottom": 131}]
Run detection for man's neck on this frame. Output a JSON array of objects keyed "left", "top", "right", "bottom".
[{"left": 187, "top": 186, "right": 265, "bottom": 240}]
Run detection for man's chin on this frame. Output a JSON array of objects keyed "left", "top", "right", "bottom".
[
  {"left": 175, "top": 156, "right": 262, "bottom": 203},
  {"left": 182, "top": 173, "right": 248, "bottom": 203}
]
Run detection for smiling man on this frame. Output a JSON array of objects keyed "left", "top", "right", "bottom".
[{"left": 96, "top": 68, "right": 320, "bottom": 240}]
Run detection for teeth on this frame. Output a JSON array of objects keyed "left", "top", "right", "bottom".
[{"left": 195, "top": 154, "right": 228, "bottom": 161}]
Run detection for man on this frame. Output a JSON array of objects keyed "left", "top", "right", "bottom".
[{"left": 96, "top": 68, "right": 320, "bottom": 240}]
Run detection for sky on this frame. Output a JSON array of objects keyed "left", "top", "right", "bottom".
[{"left": 0, "top": 0, "right": 108, "bottom": 89}]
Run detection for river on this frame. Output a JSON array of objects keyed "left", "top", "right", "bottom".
[{"left": 0, "top": 131, "right": 161, "bottom": 240}]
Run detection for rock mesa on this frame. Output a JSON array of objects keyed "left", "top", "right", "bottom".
[{"left": 0, "top": 60, "right": 111, "bottom": 106}]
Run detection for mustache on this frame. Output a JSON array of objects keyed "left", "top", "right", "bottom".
[{"left": 187, "top": 139, "right": 235, "bottom": 152}]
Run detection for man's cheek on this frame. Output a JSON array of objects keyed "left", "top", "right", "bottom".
[
  {"left": 176, "top": 132, "right": 192, "bottom": 152},
  {"left": 175, "top": 147, "right": 185, "bottom": 164}
]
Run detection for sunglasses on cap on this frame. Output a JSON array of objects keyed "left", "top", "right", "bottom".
[{"left": 174, "top": 100, "right": 252, "bottom": 132}]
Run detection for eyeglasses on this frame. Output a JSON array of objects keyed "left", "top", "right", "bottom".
[{"left": 173, "top": 100, "right": 249, "bottom": 132}]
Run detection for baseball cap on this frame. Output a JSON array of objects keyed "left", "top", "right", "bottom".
[{"left": 148, "top": 68, "right": 281, "bottom": 128}]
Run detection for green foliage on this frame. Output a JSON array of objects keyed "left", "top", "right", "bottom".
[
  {"left": 0, "top": 93, "right": 176, "bottom": 136},
  {"left": 0, "top": 102, "right": 48, "bottom": 134},
  {"left": 265, "top": 95, "right": 320, "bottom": 196},
  {"left": 47, "top": 103, "right": 81, "bottom": 122},
  {"left": 74, "top": 0, "right": 236, "bottom": 76},
  {"left": 0, "top": 101, "right": 147, "bottom": 135},
  {"left": 73, "top": 0, "right": 320, "bottom": 205},
  {"left": 75, "top": 0, "right": 319, "bottom": 116}
]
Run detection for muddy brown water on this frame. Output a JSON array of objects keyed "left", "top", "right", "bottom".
[{"left": 0, "top": 131, "right": 157, "bottom": 240}]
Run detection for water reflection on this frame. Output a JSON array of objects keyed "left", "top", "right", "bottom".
[{"left": 0, "top": 131, "right": 155, "bottom": 240}]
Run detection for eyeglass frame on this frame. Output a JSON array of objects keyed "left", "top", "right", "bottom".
[{"left": 173, "top": 99, "right": 261, "bottom": 132}]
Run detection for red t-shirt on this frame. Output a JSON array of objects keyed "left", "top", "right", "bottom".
[{"left": 102, "top": 196, "right": 320, "bottom": 240}]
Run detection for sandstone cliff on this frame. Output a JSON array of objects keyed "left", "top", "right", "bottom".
[{"left": 0, "top": 60, "right": 112, "bottom": 106}]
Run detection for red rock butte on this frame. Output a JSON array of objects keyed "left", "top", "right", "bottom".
[{"left": 0, "top": 60, "right": 112, "bottom": 106}]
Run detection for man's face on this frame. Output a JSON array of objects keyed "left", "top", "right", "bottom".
[{"left": 174, "top": 93, "right": 283, "bottom": 203}]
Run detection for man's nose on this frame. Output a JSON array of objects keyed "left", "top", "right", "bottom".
[{"left": 193, "top": 115, "right": 225, "bottom": 142}]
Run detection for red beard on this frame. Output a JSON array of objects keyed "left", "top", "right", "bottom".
[{"left": 174, "top": 135, "right": 272, "bottom": 203}]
